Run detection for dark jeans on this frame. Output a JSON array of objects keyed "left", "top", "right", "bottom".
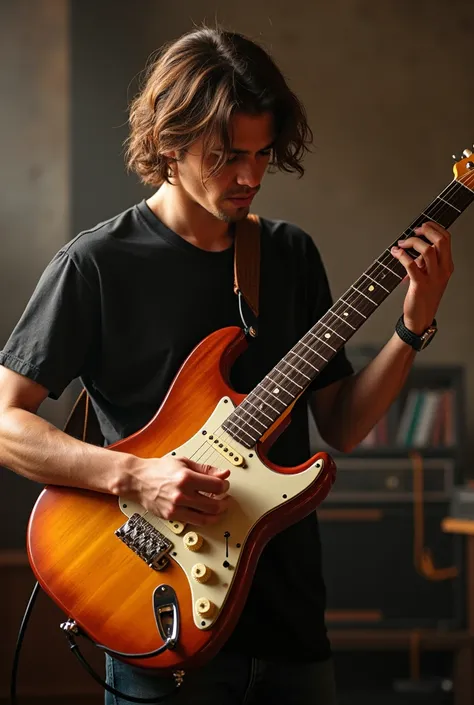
[{"left": 105, "top": 652, "right": 338, "bottom": 705}]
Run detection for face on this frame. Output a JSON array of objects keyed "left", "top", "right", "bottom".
[{"left": 171, "top": 112, "right": 274, "bottom": 223}]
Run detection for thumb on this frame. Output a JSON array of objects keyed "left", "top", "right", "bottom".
[{"left": 184, "top": 458, "right": 231, "bottom": 480}]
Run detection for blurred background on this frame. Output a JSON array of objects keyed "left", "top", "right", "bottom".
[{"left": 1, "top": 0, "right": 474, "bottom": 703}]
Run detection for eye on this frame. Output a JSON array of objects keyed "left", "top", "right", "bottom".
[
  {"left": 259, "top": 150, "right": 272, "bottom": 158},
  {"left": 226, "top": 155, "right": 239, "bottom": 164}
]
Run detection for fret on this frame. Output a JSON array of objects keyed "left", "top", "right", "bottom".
[
  {"left": 330, "top": 310, "right": 356, "bottom": 330},
  {"left": 263, "top": 377, "right": 294, "bottom": 403},
  {"left": 282, "top": 359, "right": 312, "bottom": 381},
  {"left": 437, "top": 195, "right": 461, "bottom": 213},
  {"left": 351, "top": 285, "right": 378, "bottom": 306},
  {"left": 307, "top": 332, "right": 338, "bottom": 353},
  {"left": 318, "top": 320, "right": 346, "bottom": 341},
  {"left": 339, "top": 297, "right": 367, "bottom": 319},
  {"left": 362, "top": 271, "right": 390, "bottom": 294},
  {"left": 232, "top": 407, "right": 266, "bottom": 434},
  {"left": 354, "top": 275, "right": 390, "bottom": 306},
  {"left": 242, "top": 397, "right": 275, "bottom": 423},
  {"left": 221, "top": 172, "right": 473, "bottom": 448},
  {"left": 299, "top": 339, "right": 327, "bottom": 362},
  {"left": 289, "top": 349, "right": 319, "bottom": 372},
  {"left": 375, "top": 258, "right": 403, "bottom": 280},
  {"left": 272, "top": 367, "right": 305, "bottom": 389},
  {"left": 421, "top": 211, "right": 442, "bottom": 226},
  {"left": 252, "top": 391, "right": 282, "bottom": 415},
  {"left": 223, "top": 417, "right": 255, "bottom": 443}
]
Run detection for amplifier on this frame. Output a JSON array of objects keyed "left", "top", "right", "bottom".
[
  {"left": 318, "top": 458, "right": 464, "bottom": 630},
  {"left": 325, "top": 457, "right": 454, "bottom": 503}
]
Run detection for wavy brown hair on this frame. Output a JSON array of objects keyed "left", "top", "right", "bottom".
[{"left": 125, "top": 26, "right": 313, "bottom": 186}]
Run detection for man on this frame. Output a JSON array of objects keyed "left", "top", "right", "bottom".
[{"left": 0, "top": 26, "right": 453, "bottom": 705}]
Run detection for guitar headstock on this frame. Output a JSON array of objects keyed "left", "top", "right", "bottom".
[{"left": 453, "top": 148, "right": 474, "bottom": 191}]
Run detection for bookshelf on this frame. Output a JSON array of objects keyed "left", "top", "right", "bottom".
[{"left": 310, "top": 345, "right": 466, "bottom": 479}]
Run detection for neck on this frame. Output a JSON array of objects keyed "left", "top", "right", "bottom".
[{"left": 147, "top": 183, "right": 233, "bottom": 252}]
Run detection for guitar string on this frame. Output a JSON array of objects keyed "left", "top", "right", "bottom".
[
  {"left": 184, "top": 169, "right": 474, "bottom": 467},
  {"left": 225, "top": 170, "right": 474, "bottom": 446},
  {"left": 160, "top": 168, "right": 474, "bottom": 508}
]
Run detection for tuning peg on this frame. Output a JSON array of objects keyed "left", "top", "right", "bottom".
[{"left": 463, "top": 149, "right": 473, "bottom": 158}]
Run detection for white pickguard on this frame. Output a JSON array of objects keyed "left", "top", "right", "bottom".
[{"left": 119, "top": 396, "right": 324, "bottom": 630}]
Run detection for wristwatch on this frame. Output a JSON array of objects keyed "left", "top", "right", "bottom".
[{"left": 395, "top": 315, "right": 438, "bottom": 351}]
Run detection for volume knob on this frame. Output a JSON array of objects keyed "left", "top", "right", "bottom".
[
  {"left": 195, "top": 598, "right": 215, "bottom": 618},
  {"left": 183, "top": 531, "right": 203, "bottom": 551},
  {"left": 191, "top": 563, "right": 212, "bottom": 583}
]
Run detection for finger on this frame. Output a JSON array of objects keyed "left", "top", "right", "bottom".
[
  {"left": 182, "top": 459, "right": 231, "bottom": 494},
  {"left": 414, "top": 222, "right": 453, "bottom": 270},
  {"left": 181, "top": 492, "right": 230, "bottom": 515},
  {"left": 391, "top": 246, "right": 425, "bottom": 280},
  {"left": 397, "top": 237, "right": 437, "bottom": 275},
  {"left": 164, "top": 506, "right": 225, "bottom": 527}
]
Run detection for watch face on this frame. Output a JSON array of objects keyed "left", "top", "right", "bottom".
[{"left": 419, "top": 326, "right": 437, "bottom": 350}]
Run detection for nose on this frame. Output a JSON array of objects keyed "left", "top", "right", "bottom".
[{"left": 236, "top": 160, "right": 262, "bottom": 189}]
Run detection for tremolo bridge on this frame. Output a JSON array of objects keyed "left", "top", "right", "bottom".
[{"left": 115, "top": 513, "right": 173, "bottom": 570}]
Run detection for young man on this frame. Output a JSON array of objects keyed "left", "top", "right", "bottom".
[{"left": 0, "top": 26, "right": 453, "bottom": 705}]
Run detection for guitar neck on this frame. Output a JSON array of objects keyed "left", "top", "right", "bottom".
[{"left": 223, "top": 178, "right": 474, "bottom": 449}]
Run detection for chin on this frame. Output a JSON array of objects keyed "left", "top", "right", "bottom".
[{"left": 215, "top": 205, "right": 249, "bottom": 224}]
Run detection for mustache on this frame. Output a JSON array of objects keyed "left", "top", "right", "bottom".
[{"left": 224, "top": 186, "right": 260, "bottom": 198}]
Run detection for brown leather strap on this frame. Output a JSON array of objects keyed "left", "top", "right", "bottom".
[
  {"left": 64, "top": 214, "right": 262, "bottom": 444},
  {"left": 63, "top": 387, "right": 104, "bottom": 445},
  {"left": 233, "top": 213, "right": 261, "bottom": 318}
]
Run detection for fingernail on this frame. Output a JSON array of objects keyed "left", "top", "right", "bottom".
[{"left": 391, "top": 246, "right": 400, "bottom": 253}]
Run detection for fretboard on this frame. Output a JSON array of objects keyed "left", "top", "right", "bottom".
[{"left": 222, "top": 179, "right": 474, "bottom": 448}]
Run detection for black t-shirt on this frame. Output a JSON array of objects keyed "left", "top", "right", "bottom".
[{"left": 0, "top": 200, "right": 353, "bottom": 662}]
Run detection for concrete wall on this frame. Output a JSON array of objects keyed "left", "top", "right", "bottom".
[
  {"left": 71, "top": 0, "right": 474, "bottom": 467},
  {"left": 1, "top": 0, "right": 473, "bottom": 547}
]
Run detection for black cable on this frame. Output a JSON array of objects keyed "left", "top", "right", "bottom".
[
  {"left": 11, "top": 581, "right": 178, "bottom": 705},
  {"left": 10, "top": 580, "right": 41, "bottom": 705},
  {"left": 66, "top": 635, "right": 172, "bottom": 703}
]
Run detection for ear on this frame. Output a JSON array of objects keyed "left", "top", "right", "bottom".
[{"left": 162, "top": 150, "right": 178, "bottom": 161}]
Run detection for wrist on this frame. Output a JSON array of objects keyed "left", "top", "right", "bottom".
[
  {"left": 395, "top": 315, "right": 438, "bottom": 352},
  {"left": 107, "top": 451, "right": 143, "bottom": 497}
]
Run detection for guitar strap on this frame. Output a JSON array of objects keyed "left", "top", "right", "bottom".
[{"left": 63, "top": 214, "right": 262, "bottom": 444}]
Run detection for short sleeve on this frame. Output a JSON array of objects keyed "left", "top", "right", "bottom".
[
  {"left": 0, "top": 249, "right": 99, "bottom": 399},
  {"left": 304, "top": 235, "right": 354, "bottom": 391}
]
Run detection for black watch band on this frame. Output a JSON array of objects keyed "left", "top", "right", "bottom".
[{"left": 395, "top": 315, "right": 438, "bottom": 352}]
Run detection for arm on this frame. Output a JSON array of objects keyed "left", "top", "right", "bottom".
[
  {"left": 310, "top": 333, "right": 415, "bottom": 452},
  {"left": 0, "top": 366, "right": 229, "bottom": 525},
  {"left": 310, "top": 220, "right": 454, "bottom": 453}
]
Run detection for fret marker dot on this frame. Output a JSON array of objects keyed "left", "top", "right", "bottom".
[
  {"left": 368, "top": 285, "right": 375, "bottom": 292},
  {"left": 324, "top": 333, "right": 331, "bottom": 339},
  {"left": 273, "top": 387, "right": 280, "bottom": 394},
  {"left": 343, "top": 312, "right": 348, "bottom": 317}
]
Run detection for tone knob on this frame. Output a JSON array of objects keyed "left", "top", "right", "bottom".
[
  {"left": 195, "top": 598, "right": 215, "bottom": 618},
  {"left": 183, "top": 531, "right": 203, "bottom": 551},
  {"left": 191, "top": 563, "right": 212, "bottom": 583}
]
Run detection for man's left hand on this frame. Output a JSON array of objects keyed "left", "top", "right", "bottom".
[{"left": 390, "top": 220, "right": 454, "bottom": 334}]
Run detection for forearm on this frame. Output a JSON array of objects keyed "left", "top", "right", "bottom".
[
  {"left": 0, "top": 407, "right": 134, "bottom": 495},
  {"left": 329, "top": 333, "right": 416, "bottom": 452}
]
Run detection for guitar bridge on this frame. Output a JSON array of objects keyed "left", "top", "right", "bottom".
[{"left": 115, "top": 513, "right": 173, "bottom": 571}]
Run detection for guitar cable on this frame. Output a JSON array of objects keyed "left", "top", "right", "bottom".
[{"left": 10, "top": 580, "right": 177, "bottom": 704}]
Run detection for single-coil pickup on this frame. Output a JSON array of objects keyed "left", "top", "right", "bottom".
[{"left": 206, "top": 435, "right": 245, "bottom": 467}]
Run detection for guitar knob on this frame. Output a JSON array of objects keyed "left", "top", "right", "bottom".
[
  {"left": 183, "top": 531, "right": 203, "bottom": 551},
  {"left": 191, "top": 563, "right": 212, "bottom": 583},
  {"left": 195, "top": 597, "right": 215, "bottom": 618},
  {"left": 463, "top": 149, "right": 473, "bottom": 158}
]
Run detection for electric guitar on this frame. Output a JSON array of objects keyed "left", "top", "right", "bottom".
[{"left": 27, "top": 150, "right": 474, "bottom": 672}]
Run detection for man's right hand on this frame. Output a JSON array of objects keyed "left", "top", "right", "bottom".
[{"left": 127, "top": 455, "right": 230, "bottom": 526}]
